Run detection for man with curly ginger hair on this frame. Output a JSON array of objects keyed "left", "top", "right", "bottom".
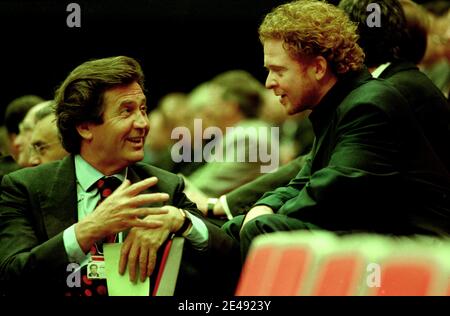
[{"left": 224, "top": 0, "right": 450, "bottom": 259}]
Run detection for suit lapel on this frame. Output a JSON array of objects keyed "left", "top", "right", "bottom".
[{"left": 40, "top": 156, "right": 78, "bottom": 239}]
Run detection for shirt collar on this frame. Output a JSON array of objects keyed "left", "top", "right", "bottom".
[
  {"left": 371, "top": 62, "right": 391, "bottom": 78},
  {"left": 74, "top": 154, "right": 127, "bottom": 192}
]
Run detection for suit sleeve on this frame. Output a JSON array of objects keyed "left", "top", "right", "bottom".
[
  {"left": 253, "top": 154, "right": 313, "bottom": 211},
  {"left": 257, "top": 104, "right": 401, "bottom": 227},
  {"left": 226, "top": 155, "right": 307, "bottom": 216},
  {"left": 0, "top": 174, "right": 69, "bottom": 294}
]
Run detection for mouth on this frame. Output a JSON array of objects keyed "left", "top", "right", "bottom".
[
  {"left": 126, "top": 137, "right": 144, "bottom": 146},
  {"left": 278, "top": 94, "right": 288, "bottom": 105}
]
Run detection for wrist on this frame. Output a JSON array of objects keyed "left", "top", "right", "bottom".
[
  {"left": 74, "top": 221, "right": 97, "bottom": 253},
  {"left": 206, "top": 198, "right": 218, "bottom": 217},
  {"left": 175, "top": 208, "right": 192, "bottom": 236}
]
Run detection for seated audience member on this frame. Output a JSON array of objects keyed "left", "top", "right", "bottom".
[
  {"left": 420, "top": 1, "right": 450, "bottom": 98},
  {"left": 0, "top": 56, "right": 240, "bottom": 296},
  {"left": 13, "top": 101, "right": 50, "bottom": 167},
  {"left": 3, "top": 95, "right": 44, "bottom": 161},
  {"left": 223, "top": 0, "right": 450, "bottom": 259},
  {"left": 28, "top": 102, "right": 69, "bottom": 166},
  {"left": 143, "top": 92, "right": 188, "bottom": 171},
  {"left": 0, "top": 95, "right": 44, "bottom": 180},
  {"left": 339, "top": 0, "right": 450, "bottom": 172},
  {"left": 185, "top": 70, "right": 275, "bottom": 197}
]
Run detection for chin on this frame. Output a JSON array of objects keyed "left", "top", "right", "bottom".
[{"left": 128, "top": 152, "right": 145, "bottom": 163}]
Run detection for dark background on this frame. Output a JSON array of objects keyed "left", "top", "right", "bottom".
[
  {"left": 0, "top": 0, "right": 434, "bottom": 119},
  {"left": 0, "top": 0, "right": 291, "bottom": 119}
]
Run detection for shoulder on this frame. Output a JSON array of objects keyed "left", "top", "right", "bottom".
[
  {"left": 3, "top": 159, "right": 64, "bottom": 186},
  {"left": 338, "top": 78, "right": 409, "bottom": 119}
]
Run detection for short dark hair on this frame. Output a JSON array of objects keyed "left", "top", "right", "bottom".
[
  {"left": 4, "top": 95, "right": 44, "bottom": 135},
  {"left": 212, "top": 70, "right": 264, "bottom": 118},
  {"left": 339, "top": 0, "right": 407, "bottom": 67},
  {"left": 54, "top": 56, "right": 145, "bottom": 154},
  {"left": 399, "top": 0, "right": 430, "bottom": 64},
  {"left": 35, "top": 100, "right": 56, "bottom": 122}
]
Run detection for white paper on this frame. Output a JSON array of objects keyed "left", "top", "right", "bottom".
[{"left": 103, "top": 243, "right": 150, "bottom": 296}]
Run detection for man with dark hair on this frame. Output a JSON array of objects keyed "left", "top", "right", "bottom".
[
  {"left": 0, "top": 56, "right": 240, "bottom": 296},
  {"left": 185, "top": 70, "right": 274, "bottom": 197},
  {"left": 0, "top": 95, "right": 44, "bottom": 180},
  {"left": 223, "top": 0, "right": 450, "bottom": 258},
  {"left": 28, "top": 102, "right": 69, "bottom": 166},
  {"left": 339, "top": 0, "right": 450, "bottom": 171},
  {"left": 3, "top": 95, "right": 44, "bottom": 160}
]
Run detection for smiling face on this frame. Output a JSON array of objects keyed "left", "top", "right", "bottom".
[
  {"left": 263, "top": 38, "right": 322, "bottom": 115},
  {"left": 78, "top": 81, "right": 149, "bottom": 175}
]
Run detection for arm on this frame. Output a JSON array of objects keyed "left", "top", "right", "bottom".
[
  {"left": 223, "top": 154, "right": 308, "bottom": 217},
  {"left": 273, "top": 105, "right": 400, "bottom": 228},
  {"left": 0, "top": 174, "right": 69, "bottom": 293}
]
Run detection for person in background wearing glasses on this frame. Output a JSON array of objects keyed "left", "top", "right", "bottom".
[{"left": 28, "top": 101, "right": 68, "bottom": 166}]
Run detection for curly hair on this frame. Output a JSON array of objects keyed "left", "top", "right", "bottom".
[
  {"left": 54, "top": 56, "right": 145, "bottom": 154},
  {"left": 259, "top": 0, "right": 365, "bottom": 75},
  {"left": 339, "top": 0, "right": 407, "bottom": 67}
]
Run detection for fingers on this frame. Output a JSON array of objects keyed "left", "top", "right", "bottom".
[
  {"left": 139, "top": 247, "right": 149, "bottom": 282},
  {"left": 125, "top": 177, "right": 159, "bottom": 196},
  {"left": 127, "top": 242, "right": 139, "bottom": 283},
  {"left": 146, "top": 251, "right": 157, "bottom": 280},
  {"left": 128, "top": 193, "right": 169, "bottom": 207},
  {"left": 119, "top": 241, "right": 131, "bottom": 276},
  {"left": 128, "top": 207, "right": 169, "bottom": 218},
  {"left": 128, "top": 218, "right": 165, "bottom": 229}
]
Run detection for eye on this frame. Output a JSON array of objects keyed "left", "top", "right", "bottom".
[
  {"left": 140, "top": 105, "right": 147, "bottom": 113},
  {"left": 121, "top": 106, "right": 133, "bottom": 115}
]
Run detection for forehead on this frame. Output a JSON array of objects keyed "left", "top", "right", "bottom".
[
  {"left": 31, "top": 116, "right": 56, "bottom": 140},
  {"left": 263, "top": 39, "right": 294, "bottom": 65},
  {"left": 102, "top": 81, "right": 145, "bottom": 106}
]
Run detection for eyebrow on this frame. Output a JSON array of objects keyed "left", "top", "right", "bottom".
[
  {"left": 265, "top": 65, "right": 285, "bottom": 71},
  {"left": 119, "top": 96, "right": 147, "bottom": 106}
]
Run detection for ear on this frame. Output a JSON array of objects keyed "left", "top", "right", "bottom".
[
  {"left": 312, "top": 56, "right": 328, "bottom": 81},
  {"left": 76, "top": 122, "right": 93, "bottom": 141}
]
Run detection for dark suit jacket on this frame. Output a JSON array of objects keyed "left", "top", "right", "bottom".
[
  {"left": 0, "top": 155, "right": 240, "bottom": 295},
  {"left": 0, "top": 155, "right": 20, "bottom": 184},
  {"left": 225, "top": 62, "right": 450, "bottom": 218},
  {"left": 255, "top": 69, "right": 450, "bottom": 236},
  {"left": 380, "top": 60, "right": 450, "bottom": 172},
  {"left": 226, "top": 155, "right": 307, "bottom": 216}
]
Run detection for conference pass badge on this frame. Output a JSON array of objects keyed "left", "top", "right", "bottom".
[{"left": 87, "top": 255, "right": 106, "bottom": 279}]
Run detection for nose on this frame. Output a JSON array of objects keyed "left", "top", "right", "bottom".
[
  {"left": 133, "top": 110, "right": 150, "bottom": 130},
  {"left": 265, "top": 72, "right": 276, "bottom": 89},
  {"left": 28, "top": 153, "right": 41, "bottom": 167}
]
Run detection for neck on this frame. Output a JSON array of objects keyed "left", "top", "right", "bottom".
[
  {"left": 315, "top": 72, "right": 338, "bottom": 107},
  {"left": 79, "top": 147, "right": 126, "bottom": 176}
]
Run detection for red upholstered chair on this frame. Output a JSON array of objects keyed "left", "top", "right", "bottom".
[
  {"left": 310, "top": 253, "right": 365, "bottom": 296},
  {"left": 235, "top": 245, "right": 281, "bottom": 296},
  {"left": 266, "top": 246, "right": 312, "bottom": 295},
  {"left": 236, "top": 231, "right": 450, "bottom": 296},
  {"left": 236, "top": 242, "right": 313, "bottom": 296},
  {"left": 371, "top": 259, "right": 437, "bottom": 296}
]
